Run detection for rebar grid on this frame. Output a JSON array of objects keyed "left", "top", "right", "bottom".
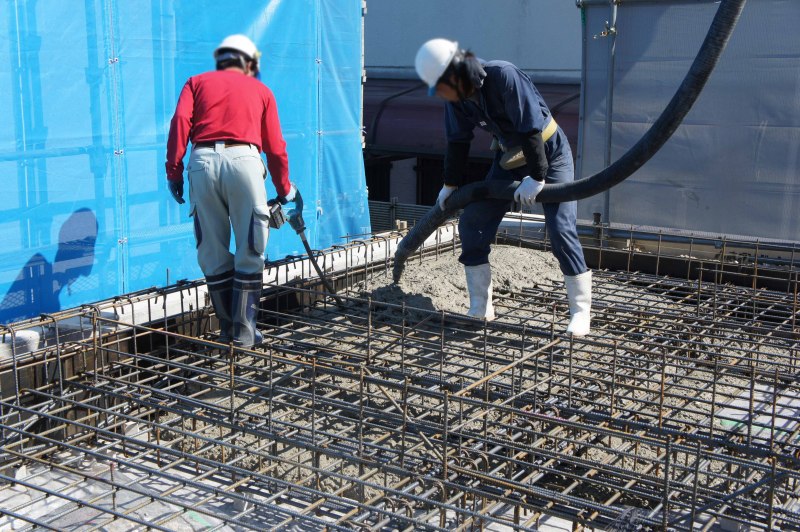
[{"left": 1, "top": 248, "right": 799, "bottom": 530}]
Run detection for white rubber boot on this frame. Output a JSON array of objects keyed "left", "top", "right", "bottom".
[
  {"left": 565, "top": 270, "right": 592, "bottom": 336},
  {"left": 464, "top": 264, "right": 495, "bottom": 321}
]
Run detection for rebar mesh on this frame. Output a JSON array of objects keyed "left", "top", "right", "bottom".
[{"left": 1, "top": 234, "right": 799, "bottom": 531}]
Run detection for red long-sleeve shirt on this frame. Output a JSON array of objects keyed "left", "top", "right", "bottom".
[{"left": 165, "top": 70, "right": 291, "bottom": 197}]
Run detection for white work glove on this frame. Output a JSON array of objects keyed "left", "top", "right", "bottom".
[
  {"left": 279, "top": 182, "right": 297, "bottom": 204},
  {"left": 437, "top": 185, "right": 457, "bottom": 211},
  {"left": 513, "top": 176, "right": 545, "bottom": 208}
]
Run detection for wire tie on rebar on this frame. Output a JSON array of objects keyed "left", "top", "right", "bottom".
[{"left": 608, "top": 506, "right": 646, "bottom": 531}]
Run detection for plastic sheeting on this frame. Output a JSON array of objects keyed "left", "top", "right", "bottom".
[
  {"left": 577, "top": 0, "right": 800, "bottom": 241},
  {"left": 0, "top": 0, "right": 370, "bottom": 324}
]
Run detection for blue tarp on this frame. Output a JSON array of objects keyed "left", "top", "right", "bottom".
[{"left": 0, "top": 0, "right": 370, "bottom": 324}]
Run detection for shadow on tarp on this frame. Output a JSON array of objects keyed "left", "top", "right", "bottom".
[{"left": 0, "top": 208, "right": 98, "bottom": 324}]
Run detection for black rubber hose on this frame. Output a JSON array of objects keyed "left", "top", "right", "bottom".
[
  {"left": 540, "top": 0, "right": 746, "bottom": 202},
  {"left": 392, "top": 0, "right": 747, "bottom": 283},
  {"left": 392, "top": 181, "right": 520, "bottom": 282}
]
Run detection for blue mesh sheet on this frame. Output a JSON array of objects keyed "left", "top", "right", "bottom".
[{"left": 0, "top": 0, "right": 369, "bottom": 324}]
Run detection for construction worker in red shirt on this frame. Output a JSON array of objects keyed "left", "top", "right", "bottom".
[{"left": 165, "top": 34, "right": 296, "bottom": 348}]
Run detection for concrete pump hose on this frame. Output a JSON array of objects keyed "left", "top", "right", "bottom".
[
  {"left": 393, "top": 181, "right": 519, "bottom": 282},
  {"left": 392, "top": 0, "right": 747, "bottom": 284}
]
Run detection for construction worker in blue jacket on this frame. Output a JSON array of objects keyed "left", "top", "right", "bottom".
[{"left": 414, "top": 38, "right": 592, "bottom": 336}]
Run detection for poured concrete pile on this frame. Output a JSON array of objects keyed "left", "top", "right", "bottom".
[{"left": 353, "top": 245, "right": 564, "bottom": 315}]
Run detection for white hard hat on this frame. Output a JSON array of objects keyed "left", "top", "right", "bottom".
[
  {"left": 415, "top": 38, "right": 459, "bottom": 95},
  {"left": 214, "top": 34, "right": 261, "bottom": 69}
]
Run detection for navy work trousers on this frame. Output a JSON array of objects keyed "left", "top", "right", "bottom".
[{"left": 457, "top": 130, "right": 588, "bottom": 276}]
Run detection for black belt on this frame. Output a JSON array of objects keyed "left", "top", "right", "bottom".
[{"left": 194, "top": 140, "right": 251, "bottom": 149}]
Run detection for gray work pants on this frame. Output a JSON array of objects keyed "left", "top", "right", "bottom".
[{"left": 187, "top": 142, "right": 271, "bottom": 277}]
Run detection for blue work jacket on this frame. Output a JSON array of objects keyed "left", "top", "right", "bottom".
[{"left": 444, "top": 60, "right": 553, "bottom": 151}]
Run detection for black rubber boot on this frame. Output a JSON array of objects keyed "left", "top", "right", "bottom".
[
  {"left": 206, "top": 270, "right": 234, "bottom": 343},
  {"left": 232, "top": 272, "right": 263, "bottom": 348}
]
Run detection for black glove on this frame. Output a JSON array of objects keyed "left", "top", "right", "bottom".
[{"left": 168, "top": 180, "right": 185, "bottom": 204}]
